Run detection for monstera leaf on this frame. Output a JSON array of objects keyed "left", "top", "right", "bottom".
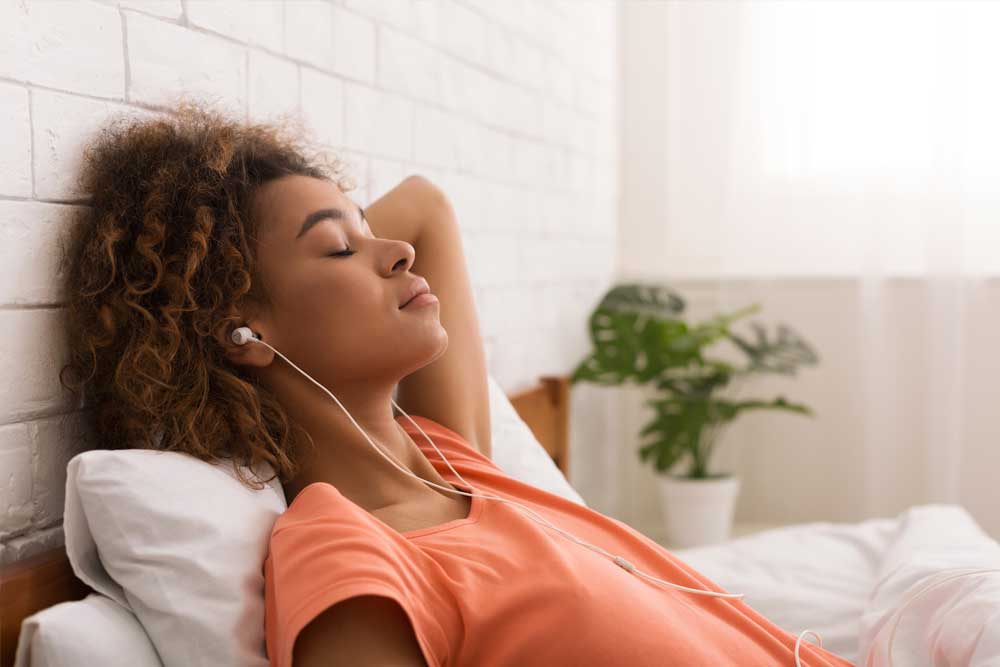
[
  {"left": 598, "top": 283, "right": 686, "bottom": 317},
  {"left": 727, "top": 322, "right": 819, "bottom": 375},
  {"left": 571, "top": 309, "right": 698, "bottom": 385},
  {"left": 570, "top": 284, "right": 685, "bottom": 384}
]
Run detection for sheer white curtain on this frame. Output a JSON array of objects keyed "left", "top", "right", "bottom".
[{"left": 647, "top": 0, "right": 1000, "bottom": 530}]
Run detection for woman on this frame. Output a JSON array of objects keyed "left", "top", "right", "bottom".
[{"left": 59, "top": 101, "right": 854, "bottom": 667}]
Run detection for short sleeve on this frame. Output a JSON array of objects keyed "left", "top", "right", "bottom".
[{"left": 263, "top": 484, "right": 449, "bottom": 667}]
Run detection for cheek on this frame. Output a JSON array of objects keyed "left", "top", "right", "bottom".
[
  {"left": 301, "top": 274, "right": 388, "bottom": 336},
  {"left": 279, "top": 264, "right": 394, "bottom": 333},
  {"left": 282, "top": 262, "right": 348, "bottom": 309}
]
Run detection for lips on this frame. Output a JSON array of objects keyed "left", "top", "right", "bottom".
[{"left": 400, "top": 278, "right": 431, "bottom": 309}]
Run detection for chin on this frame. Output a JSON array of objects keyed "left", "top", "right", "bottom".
[
  {"left": 397, "top": 330, "right": 448, "bottom": 372},
  {"left": 419, "top": 330, "right": 449, "bottom": 365}
]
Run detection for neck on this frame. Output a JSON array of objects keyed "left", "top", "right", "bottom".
[{"left": 259, "top": 362, "right": 451, "bottom": 511}]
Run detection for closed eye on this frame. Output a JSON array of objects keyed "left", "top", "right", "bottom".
[{"left": 328, "top": 247, "right": 355, "bottom": 257}]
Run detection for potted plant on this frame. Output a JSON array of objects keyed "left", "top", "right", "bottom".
[{"left": 569, "top": 283, "right": 819, "bottom": 548}]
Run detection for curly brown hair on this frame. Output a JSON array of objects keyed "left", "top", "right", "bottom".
[{"left": 58, "top": 98, "right": 354, "bottom": 491}]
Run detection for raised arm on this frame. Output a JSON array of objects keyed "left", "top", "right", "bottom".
[{"left": 363, "top": 175, "right": 492, "bottom": 459}]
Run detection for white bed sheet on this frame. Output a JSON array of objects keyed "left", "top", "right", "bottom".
[
  {"left": 673, "top": 503, "right": 1000, "bottom": 666},
  {"left": 858, "top": 504, "right": 1000, "bottom": 667},
  {"left": 674, "top": 513, "right": 897, "bottom": 664}
]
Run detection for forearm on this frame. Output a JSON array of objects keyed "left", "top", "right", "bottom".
[{"left": 362, "top": 175, "right": 446, "bottom": 250}]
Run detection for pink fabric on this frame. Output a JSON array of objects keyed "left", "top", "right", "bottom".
[{"left": 264, "top": 414, "right": 855, "bottom": 666}]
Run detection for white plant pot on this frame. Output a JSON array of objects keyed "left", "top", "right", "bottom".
[{"left": 657, "top": 474, "right": 741, "bottom": 549}]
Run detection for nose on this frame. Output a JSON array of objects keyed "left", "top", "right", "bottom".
[{"left": 386, "top": 239, "right": 415, "bottom": 276}]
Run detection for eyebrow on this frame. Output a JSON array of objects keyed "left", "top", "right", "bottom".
[{"left": 296, "top": 203, "right": 366, "bottom": 241}]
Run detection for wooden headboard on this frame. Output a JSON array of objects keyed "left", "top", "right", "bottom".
[{"left": 0, "top": 374, "right": 571, "bottom": 667}]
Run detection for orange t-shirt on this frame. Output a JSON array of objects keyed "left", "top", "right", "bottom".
[{"left": 264, "top": 415, "right": 855, "bottom": 667}]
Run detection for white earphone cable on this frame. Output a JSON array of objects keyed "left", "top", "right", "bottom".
[{"left": 233, "top": 327, "right": 832, "bottom": 664}]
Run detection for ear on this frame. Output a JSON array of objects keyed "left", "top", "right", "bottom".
[{"left": 213, "top": 307, "right": 275, "bottom": 369}]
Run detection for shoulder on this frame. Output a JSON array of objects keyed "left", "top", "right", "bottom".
[
  {"left": 271, "top": 483, "right": 340, "bottom": 531},
  {"left": 267, "top": 483, "right": 392, "bottom": 558}
]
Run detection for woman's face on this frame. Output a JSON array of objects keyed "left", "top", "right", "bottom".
[{"left": 247, "top": 175, "right": 447, "bottom": 386}]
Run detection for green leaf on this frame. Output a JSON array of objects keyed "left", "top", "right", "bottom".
[
  {"left": 584, "top": 306, "right": 700, "bottom": 385},
  {"left": 569, "top": 353, "right": 622, "bottom": 386},
  {"left": 598, "top": 283, "right": 686, "bottom": 318},
  {"left": 727, "top": 322, "right": 819, "bottom": 375},
  {"left": 715, "top": 397, "right": 814, "bottom": 418}
]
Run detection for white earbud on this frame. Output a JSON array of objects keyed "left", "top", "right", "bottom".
[{"left": 231, "top": 326, "right": 258, "bottom": 346}]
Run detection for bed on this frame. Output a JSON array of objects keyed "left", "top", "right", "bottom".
[{"left": 3, "top": 373, "right": 1000, "bottom": 667}]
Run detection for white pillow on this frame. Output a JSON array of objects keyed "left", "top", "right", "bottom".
[
  {"left": 63, "top": 450, "right": 285, "bottom": 667},
  {"left": 486, "top": 374, "right": 587, "bottom": 507},
  {"left": 14, "top": 593, "right": 161, "bottom": 667}
]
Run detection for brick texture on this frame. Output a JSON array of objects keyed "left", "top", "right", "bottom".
[{"left": 0, "top": 0, "right": 620, "bottom": 565}]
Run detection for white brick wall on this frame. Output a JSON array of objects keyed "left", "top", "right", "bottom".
[{"left": 0, "top": 0, "right": 620, "bottom": 566}]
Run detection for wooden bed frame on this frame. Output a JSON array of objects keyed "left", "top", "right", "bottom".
[{"left": 0, "top": 375, "right": 571, "bottom": 667}]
